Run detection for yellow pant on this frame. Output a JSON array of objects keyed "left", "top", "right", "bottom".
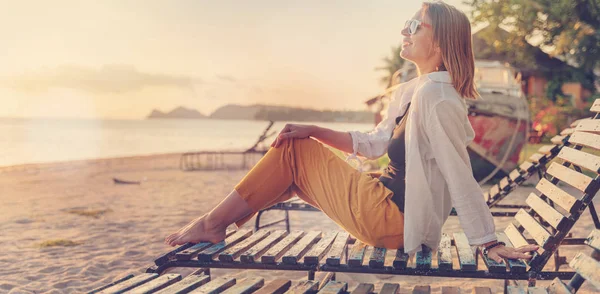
[{"left": 234, "top": 137, "right": 404, "bottom": 249}]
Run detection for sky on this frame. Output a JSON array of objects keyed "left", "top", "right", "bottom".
[{"left": 0, "top": 0, "right": 471, "bottom": 119}]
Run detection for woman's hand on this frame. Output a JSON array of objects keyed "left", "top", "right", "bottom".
[
  {"left": 485, "top": 244, "right": 539, "bottom": 263},
  {"left": 271, "top": 124, "right": 316, "bottom": 148}
]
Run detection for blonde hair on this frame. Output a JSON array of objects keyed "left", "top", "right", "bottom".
[{"left": 423, "top": 1, "right": 479, "bottom": 99}]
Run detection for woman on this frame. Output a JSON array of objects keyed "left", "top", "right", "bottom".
[{"left": 165, "top": 1, "right": 537, "bottom": 262}]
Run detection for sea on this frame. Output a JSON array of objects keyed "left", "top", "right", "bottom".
[{"left": 0, "top": 117, "right": 374, "bottom": 167}]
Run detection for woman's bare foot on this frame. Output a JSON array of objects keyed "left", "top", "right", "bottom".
[{"left": 164, "top": 215, "right": 227, "bottom": 246}]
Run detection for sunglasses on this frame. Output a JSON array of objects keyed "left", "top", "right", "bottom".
[{"left": 404, "top": 19, "right": 432, "bottom": 35}]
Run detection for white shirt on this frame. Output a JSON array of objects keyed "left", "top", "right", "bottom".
[{"left": 348, "top": 71, "right": 497, "bottom": 254}]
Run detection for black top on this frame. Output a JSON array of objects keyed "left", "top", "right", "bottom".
[{"left": 378, "top": 103, "right": 410, "bottom": 213}]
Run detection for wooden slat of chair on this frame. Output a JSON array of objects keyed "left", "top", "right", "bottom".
[
  {"left": 519, "top": 161, "right": 536, "bottom": 174},
  {"left": 241, "top": 230, "right": 287, "bottom": 263},
  {"left": 155, "top": 244, "right": 194, "bottom": 266},
  {"left": 515, "top": 209, "right": 554, "bottom": 250},
  {"left": 569, "top": 131, "right": 600, "bottom": 150},
  {"left": 479, "top": 242, "right": 507, "bottom": 273},
  {"left": 472, "top": 287, "right": 492, "bottom": 294},
  {"left": 282, "top": 231, "right": 321, "bottom": 265},
  {"left": 545, "top": 162, "right": 593, "bottom": 193},
  {"left": 350, "top": 283, "right": 374, "bottom": 294},
  {"left": 538, "top": 144, "right": 559, "bottom": 155},
  {"left": 88, "top": 275, "right": 135, "bottom": 294},
  {"left": 506, "top": 286, "right": 527, "bottom": 294},
  {"left": 176, "top": 242, "right": 215, "bottom": 261},
  {"left": 413, "top": 285, "right": 431, "bottom": 294},
  {"left": 127, "top": 274, "right": 181, "bottom": 293},
  {"left": 252, "top": 279, "right": 291, "bottom": 294},
  {"left": 379, "top": 283, "right": 400, "bottom": 294},
  {"left": 318, "top": 272, "right": 336, "bottom": 291},
  {"left": 153, "top": 274, "right": 210, "bottom": 294},
  {"left": 500, "top": 177, "right": 512, "bottom": 192},
  {"left": 287, "top": 280, "right": 319, "bottom": 294},
  {"left": 504, "top": 224, "right": 528, "bottom": 249},
  {"left": 188, "top": 276, "right": 236, "bottom": 294},
  {"left": 489, "top": 184, "right": 502, "bottom": 199},
  {"left": 590, "top": 99, "right": 600, "bottom": 112},
  {"left": 525, "top": 193, "right": 568, "bottom": 230},
  {"left": 438, "top": 233, "right": 453, "bottom": 271},
  {"left": 504, "top": 223, "right": 537, "bottom": 262},
  {"left": 198, "top": 229, "right": 253, "bottom": 262},
  {"left": 546, "top": 278, "right": 574, "bottom": 294},
  {"left": 453, "top": 232, "right": 476, "bottom": 271},
  {"left": 304, "top": 232, "right": 338, "bottom": 265},
  {"left": 496, "top": 232, "right": 527, "bottom": 273},
  {"left": 172, "top": 231, "right": 237, "bottom": 262},
  {"left": 219, "top": 230, "right": 271, "bottom": 262},
  {"left": 348, "top": 241, "right": 368, "bottom": 267},
  {"left": 571, "top": 117, "right": 591, "bottom": 128},
  {"left": 551, "top": 135, "right": 567, "bottom": 145},
  {"left": 317, "top": 281, "right": 347, "bottom": 294},
  {"left": 563, "top": 229, "right": 600, "bottom": 291},
  {"left": 261, "top": 231, "right": 305, "bottom": 264},
  {"left": 528, "top": 287, "right": 550, "bottom": 294},
  {"left": 561, "top": 128, "right": 575, "bottom": 136},
  {"left": 393, "top": 248, "right": 409, "bottom": 270},
  {"left": 325, "top": 232, "right": 350, "bottom": 266},
  {"left": 509, "top": 169, "right": 525, "bottom": 183},
  {"left": 557, "top": 147, "right": 600, "bottom": 174},
  {"left": 369, "top": 247, "right": 387, "bottom": 268},
  {"left": 97, "top": 273, "right": 158, "bottom": 293},
  {"left": 569, "top": 253, "right": 600, "bottom": 289},
  {"left": 586, "top": 229, "right": 600, "bottom": 251},
  {"left": 575, "top": 119, "right": 600, "bottom": 134},
  {"left": 440, "top": 286, "right": 460, "bottom": 294},
  {"left": 220, "top": 277, "right": 265, "bottom": 294},
  {"left": 535, "top": 178, "right": 582, "bottom": 214},
  {"left": 415, "top": 245, "right": 432, "bottom": 270},
  {"left": 528, "top": 153, "right": 546, "bottom": 164}
]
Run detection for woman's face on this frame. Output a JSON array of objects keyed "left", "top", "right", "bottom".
[{"left": 400, "top": 9, "right": 437, "bottom": 65}]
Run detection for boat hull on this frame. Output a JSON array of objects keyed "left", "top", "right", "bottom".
[{"left": 466, "top": 92, "right": 529, "bottom": 182}]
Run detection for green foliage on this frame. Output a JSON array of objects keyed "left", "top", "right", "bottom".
[
  {"left": 376, "top": 45, "right": 405, "bottom": 88},
  {"left": 467, "top": 0, "right": 599, "bottom": 99},
  {"left": 529, "top": 95, "right": 593, "bottom": 140}
]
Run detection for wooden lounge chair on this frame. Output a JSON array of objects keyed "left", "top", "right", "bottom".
[
  {"left": 179, "top": 121, "right": 276, "bottom": 171},
  {"left": 141, "top": 100, "right": 600, "bottom": 291},
  {"left": 87, "top": 100, "right": 600, "bottom": 293},
  {"left": 87, "top": 229, "right": 600, "bottom": 293},
  {"left": 255, "top": 118, "right": 599, "bottom": 232}
]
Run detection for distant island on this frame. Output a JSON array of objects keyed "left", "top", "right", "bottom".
[
  {"left": 147, "top": 106, "right": 207, "bottom": 119},
  {"left": 147, "top": 104, "right": 374, "bottom": 123}
]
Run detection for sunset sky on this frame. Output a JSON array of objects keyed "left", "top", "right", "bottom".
[{"left": 0, "top": 0, "right": 470, "bottom": 119}]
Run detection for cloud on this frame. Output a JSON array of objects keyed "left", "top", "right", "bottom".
[{"left": 0, "top": 65, "right": 201, "bottom": 94}]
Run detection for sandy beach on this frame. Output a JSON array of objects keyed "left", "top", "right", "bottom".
[{"left": 0, "top": 153, "right": 598, "bottom": 293}]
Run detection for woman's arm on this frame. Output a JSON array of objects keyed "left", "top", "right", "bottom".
[
  {"left": 310, "top": 126, "right": 354, "bottom": 153},
  {"left": 270, "top": 123, "right": 353, "bottom": 153}
]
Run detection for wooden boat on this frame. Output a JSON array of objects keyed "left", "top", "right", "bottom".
[{"left": 370, "top": 61, "right": 529, "bottom": 182}]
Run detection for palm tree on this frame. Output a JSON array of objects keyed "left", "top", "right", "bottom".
[{"left": 375, "top": 45, "right": 405, "bottom": 88}]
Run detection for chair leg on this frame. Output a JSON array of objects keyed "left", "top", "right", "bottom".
[
  {"left": 589, "top": 202, "right": 600, "bottom": 229},
  {"left": 554, "top": 249, "right": 560, "bottom": 271},
  {"left": 285, "top": 210, "right": 290, "bottom": 232},
  {"left": 254, "top": 210, "right": 264, "bottom": 231}
]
